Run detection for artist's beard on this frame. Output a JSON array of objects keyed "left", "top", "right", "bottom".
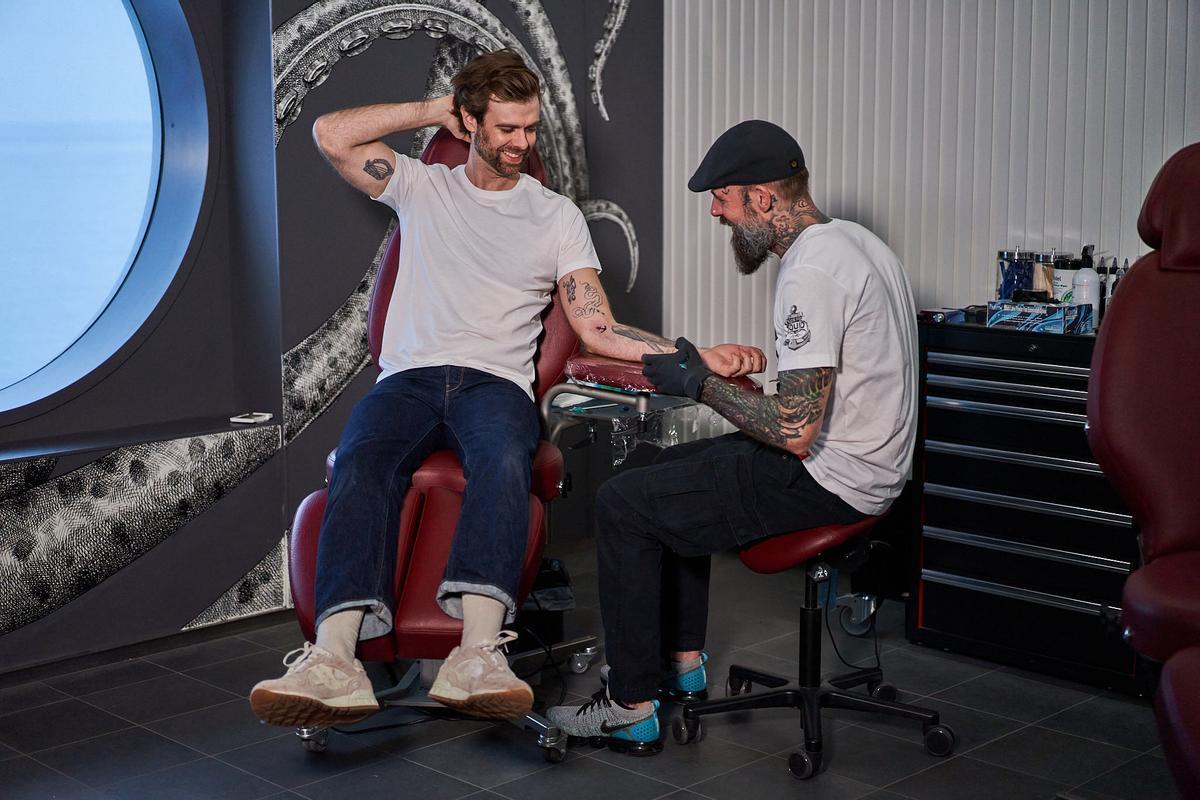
[
  {"left": 725, "top": 217, "right": 776, "bottom": 275},
  {"left": 473, "top": 127, "right": 527, "bottom": 177}
]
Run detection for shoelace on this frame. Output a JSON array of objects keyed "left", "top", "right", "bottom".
[
  {"left": 576, "top": 687, "right": 614, "bottom": 717},
  {"left": 281, "top": 642, "right": 316, "bottom": 673},
  {"left": 477, "top": 629, "right": 519, "bottom": 654}
]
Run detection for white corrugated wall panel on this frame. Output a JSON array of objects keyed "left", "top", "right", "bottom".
[{"left": 664, "top": 0, "right": 1200, "bottom": 364}]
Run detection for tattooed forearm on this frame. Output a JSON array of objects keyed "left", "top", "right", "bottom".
[
  {"left": 572, "top": 282, "right": 602, "bottom": 318},
  {"left": 610, "top": 324, "right": 671, "bottom": 353},
  {"left": 699, "top": 366, "right": 833, "bottom": 451},
  {"left": 562, "top": 275, "right": 577, "bottom": 303},
  {"left": 363, "top": 158, "right": 394, "bottom": 180}
]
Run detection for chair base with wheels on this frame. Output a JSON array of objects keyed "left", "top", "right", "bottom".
[{"left": 673, "top": 517, "right": 955, "bottom": 779}]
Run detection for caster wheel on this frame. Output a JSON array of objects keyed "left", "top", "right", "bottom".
[
  {"left": 570, "top": 653, "right": 591, "bottom": 674},
  {"left": 725, "top": 676, "right": 751, "bottom": 696},
  {"left": 543, "top": 744, "right": 567, "bottom": 763},
  {"left": 671, "top": 716, "right": 704, "bottom": 744},
  {"left": 838, "top": 604, "right": 874, "bottom": 637},
  {"left": 923, "top": 723, "right": 956, "bottom": 757},
  {"left": 298, "top": 729, "right": 328, "bottom": 753},
  {"left": 869, "top": 682, "right": 898, "bottom": 701},
  {"left": 787, "top": 751, "right": 817, "bottom": 779}
]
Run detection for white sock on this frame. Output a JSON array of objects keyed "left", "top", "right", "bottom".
[
  {"left": 461, "top": 594, "right": 506, "bottom": 648},
  {"left": 672, "top": 654, "right": 703, "bottom": 674},
  {"left": 315, "top": 608, "right": 364, "bottom": 663}
]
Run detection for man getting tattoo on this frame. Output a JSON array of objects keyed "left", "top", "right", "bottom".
[
  {"left": 547, "top": 121, "right": 918, "bottom": 755},
  {"left": 250, "top": 51, "right": 764, "bottom": 729}
]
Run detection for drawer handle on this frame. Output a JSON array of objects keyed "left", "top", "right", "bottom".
[
  {"left": 926, "top": 374, "right": 1087, "bottom": 403},
  {"left": 924, "top": 483, "right": 1133, "bottom": 527},
  {"left": 927, "top": 396, "right": 1088, "bottom": 426},
  {"left": 928, "top": 351, "right": 1090, "bottom": 378},
  {"left": 921, "top": 569, "right": 1109, "bottom": 615},
  {"left": 922, "top": 526, "right": 1131, "bottom": 573},
  {"left": 924, "top": 440, "right": 1102, "bottom": 474}
]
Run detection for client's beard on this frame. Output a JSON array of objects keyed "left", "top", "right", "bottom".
[{"left": 726, "top": 217, "right": 776, "bottom": 275}]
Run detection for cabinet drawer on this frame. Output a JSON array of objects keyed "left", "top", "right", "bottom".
[
  {"left": 921, "top": 531, "right": 1127, "bottom": 605},
  {"left": 922, "top": 490, "right": 1137, "bottom": 563},
  {"left": 917, "top": 572, "right": 1135, "bottom": 676},
  {"left": 923, "top": 448, "right": 1127, "bottom": 514},
  {"left": 925, "top": 398, "right": 1093, "bottom": 461}
]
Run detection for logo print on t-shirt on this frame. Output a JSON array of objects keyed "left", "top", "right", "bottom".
[{"left": 783, "top": 305, "right": 810, "bottom": 350}]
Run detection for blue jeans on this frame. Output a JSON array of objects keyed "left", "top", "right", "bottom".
[{"left": 314, "top": 366, "right": 540, "bottom": 640}]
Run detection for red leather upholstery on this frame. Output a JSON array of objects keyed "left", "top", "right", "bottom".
[
  {"left": 738, "top": 516, "right": 880, "bottom": 574},
  {"left": 293, "top": 129, "right": 568, "bottom": 661},
  {"left": 1088, "top": 143, "right": 1200, "bottom": 563},
  {"left": 1156, "top": 646, "right": 1200, "bottom": 800},
  {"left": 1119, "top": 552, "right": 1200, "bottom": 662},
  {"left": 566, "top": 352, "right": 762, "bottom": 394}
]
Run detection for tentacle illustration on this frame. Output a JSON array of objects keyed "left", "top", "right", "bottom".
[
  {"left": 581, "top": 199, "right": 639, "bottom": 293},
  {"left": 410, "top": 37, "right": 479, "bottom": 157},
  {"left": 587, "top": 0, "right": 630, "bottom": 122},
  {"left": 0, "top": 457, "right": 58, "bottom": 503},
  {"left": 0, "top": 428, "right": 279, "bottom": 634}
]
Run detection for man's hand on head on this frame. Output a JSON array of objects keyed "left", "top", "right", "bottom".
[
  {"left": 641, "top": 337, "right": 713, "bottom": 401},
  {"left": 444, "top": 95, "right": 471, "bottom": 143},
  {"left": 701, "top": 343, "right": 766, "bottom": 377}
]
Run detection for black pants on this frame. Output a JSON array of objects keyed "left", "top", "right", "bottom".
[{"left": 595, "top": 432, "right": 867, "bottom": 702}]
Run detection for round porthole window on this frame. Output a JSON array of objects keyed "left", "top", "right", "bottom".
[{"left": 0, "top": 0, "right": 160, "bottom": 392}]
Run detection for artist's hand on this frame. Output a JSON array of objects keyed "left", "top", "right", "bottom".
[
  {"left": 641, "top": 337, "right": 712, "bottom": 400},
  {"left": 701, "top": 343, "right": 766, "bottom": 377}
]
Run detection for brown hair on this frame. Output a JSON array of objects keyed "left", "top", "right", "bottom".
[{"left": 452, "top": 49, "right": 540, "bottom": 125}]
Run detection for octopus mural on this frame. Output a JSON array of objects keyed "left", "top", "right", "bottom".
[{"left": 0, "top": 0, "right": 637, "bottom": 637}]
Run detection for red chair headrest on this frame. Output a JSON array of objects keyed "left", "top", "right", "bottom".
[{"left": 1137, "top": 142, "right": 1200, "bottom": 271}]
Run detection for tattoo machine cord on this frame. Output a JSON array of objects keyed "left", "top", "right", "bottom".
[{"left": 823, "top": 596, "right": 882, "bottom": 673}]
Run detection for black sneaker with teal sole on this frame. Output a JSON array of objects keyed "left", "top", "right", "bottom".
[{"left": 599, "top": 652, "right": 709, "bottom": 703}]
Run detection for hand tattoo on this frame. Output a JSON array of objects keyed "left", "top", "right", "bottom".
[
  {"left": 363, "top": 158, "right": 394, "bottom": 180},
  {"left": 572, "top": 282, "right": 602, "bottom": 318},
  {"left": 610, "top": 324, "right": 671, "bottom": 353},
  {"left": 700, "top": 366, "right": 832, "bottom": 449},
  {"left": 562, "top": 275, "right": 577, "bottom": 303}
]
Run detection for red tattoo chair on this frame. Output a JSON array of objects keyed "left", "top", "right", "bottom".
[
  {"left": 1086, "top": 141, "right": 1200, "bottom": 796},
  {"left": 288, "top": 128, "right": 595, "bottom": 761}
]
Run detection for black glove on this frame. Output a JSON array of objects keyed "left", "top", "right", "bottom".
[{"left": 641, "top": 337, "right": 712, "bottom": 400}]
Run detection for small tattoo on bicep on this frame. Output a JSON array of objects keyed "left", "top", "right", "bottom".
[
  {"left": 562, "top": 275, "right": 577, "bottom": 303},
  {"left": 572, "top": 283, "right": 602, "bottom": 318},
  {"left": 363, "top": 159, "right": 394, "bottom": 180}
]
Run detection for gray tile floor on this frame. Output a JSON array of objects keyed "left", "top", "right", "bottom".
[{"left": 0, "top": 539, "right": 1182, "bottom": 800}]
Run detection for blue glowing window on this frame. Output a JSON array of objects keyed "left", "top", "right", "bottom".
[{"left": 0, "top": 0, "right": 159, "bottom": 391}]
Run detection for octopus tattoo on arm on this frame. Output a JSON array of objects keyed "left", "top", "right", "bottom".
[{"left": 700, "top": 366, "right": 833, "bottom": 449}]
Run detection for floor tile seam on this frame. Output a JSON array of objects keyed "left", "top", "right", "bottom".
[
  {"left": 675, "top": 749, "right": 787, "bottom": 790},
  {"left": 399, "top": 721, "right": 509, "bottom": 755},
  {"left": 1024, "top": 694, "right": 1144, "bottom": 746},
  {"left": 139, "top": 707, "right": 295, "bottom": 757},
  {"left": 0, "top": 686, "right": 75, "bottom": 717},
  {"left": 393, "top": 752, "right": 497, "bottom": 793},
  {"left": 875, "top": 753, "right": 1071, "bottom": 794},
  {"left": 72, "top": 683, "right": 241, "bottom": 725},
  {"left": 703, "top": 727, "right": 790, "bottom": 757},
  {"left": 13, "top": 750, "right": 100, "bottom": 792},
  {"left": 570, "top": 746, "right": 700, "bottom": 791},
  {"left": 965, "top": 730, "right": 1143, "bottom": 787},
  {"left": 1058, "top": 747, "right": 1157, "bottom": 792},
  {"left": 1017, "top": 719, "right": 1148, "bottom": 760},
  {"left": 27, "top": 745, "right": 210, "bottom": 790},
  {"left": 156, "top": 642, "right": 277, "bottom": 674},
  {"left": 62, "top": 668, "right": 210, "bottom": 700}
]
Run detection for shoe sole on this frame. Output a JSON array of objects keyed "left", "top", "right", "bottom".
[
  {"left": 428, "top": 686, "right": 534, "bottom": 720},
  {"left": 250, "top": 688, "right": 378, "bottom": 728}
]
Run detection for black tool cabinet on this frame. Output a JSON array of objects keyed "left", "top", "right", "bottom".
[{"left": 906, "top": 322, "right": 1141, "bottom": 692}]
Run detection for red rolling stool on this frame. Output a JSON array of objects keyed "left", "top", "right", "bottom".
[
  {"left": 288, "top": 129, "right": 595, "bottom": 763},
  {"left": 675, "top": 517, "right": 955, "bottom": 779},
  {"left": 1156, "top": 646, "right": 1200, "bottom": 799}
]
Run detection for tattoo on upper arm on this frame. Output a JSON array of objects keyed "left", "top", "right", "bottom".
[
  {"left": 562, "top": 275, "right": 577, "bottom": 303},
  {"left": 699, "top": 366, "right": 832, "bottom": 449},
  {"left": 363, "top": 159, "right": 394, "bottom": 180},
  {"left": 572, "top": 283, "right": 602, "bottom": 318},
  {"left": 610, "top": 324, "right": 670, "bottom": 353}
]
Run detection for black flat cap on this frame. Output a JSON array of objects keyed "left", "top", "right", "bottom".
[{"left": 688, "top": 120, "right": 806, "bottom": 192}]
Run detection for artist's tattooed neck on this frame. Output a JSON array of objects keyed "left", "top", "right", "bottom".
[{"left": 771, "top": 199, "right": 831, "bottom": 255}]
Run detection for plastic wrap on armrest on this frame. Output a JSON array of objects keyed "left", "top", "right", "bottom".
[{"left": 565, "top": 352, "right": 761, "bottom": 394}]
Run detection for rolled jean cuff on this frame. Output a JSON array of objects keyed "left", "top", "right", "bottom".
[
  {"left": 315, "top": 599, "right": 393, "bottom": 641},
  {"left": 437, "top": 581, "right": 517, "bottom": 624}
]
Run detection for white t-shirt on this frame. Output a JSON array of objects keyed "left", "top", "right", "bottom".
[
  {"left": 372, "top": 152, "right": 600, "bottom": 399},
  {"left": 773, "top": 219, "right": 918, "bottom": 515}
]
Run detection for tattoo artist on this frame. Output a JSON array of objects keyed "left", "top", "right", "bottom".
[{"left": 547, "top": 120, "right": 919, "bottom": 753}]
